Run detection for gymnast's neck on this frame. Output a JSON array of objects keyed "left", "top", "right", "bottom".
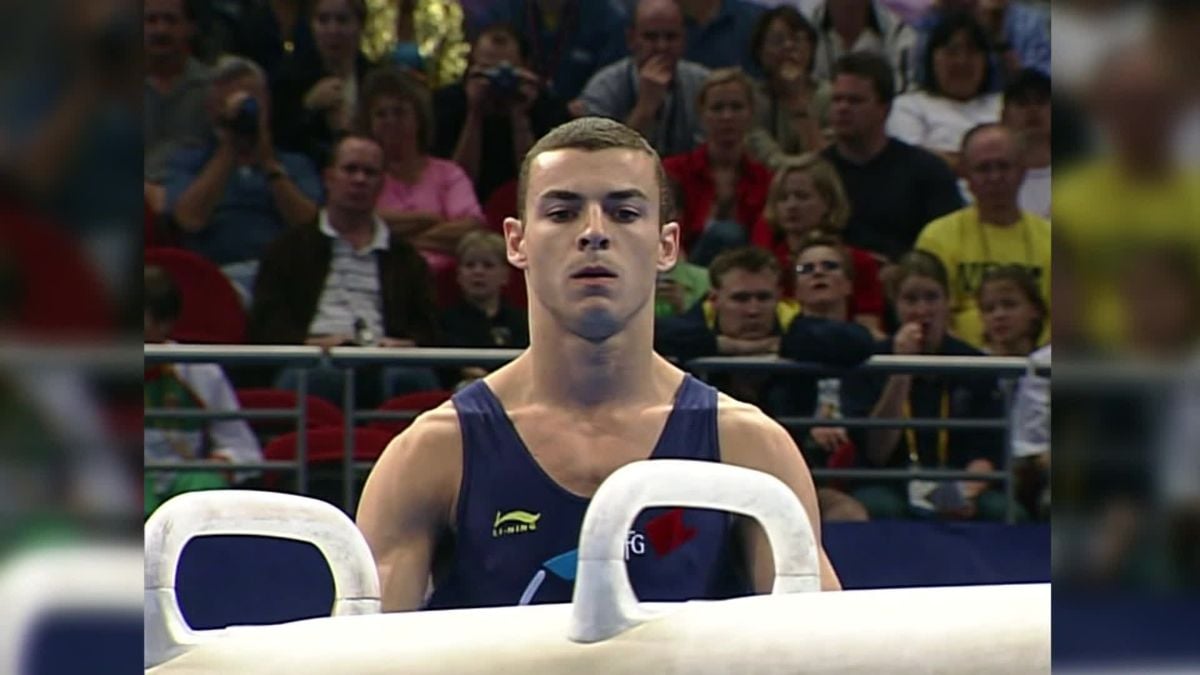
[{"left": 516, "top": 305, "right": 676, "bottom": 411}]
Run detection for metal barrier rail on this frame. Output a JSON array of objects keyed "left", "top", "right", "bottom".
[{"left": 144, "top": 345, "right": 1050, "bottom": 521}]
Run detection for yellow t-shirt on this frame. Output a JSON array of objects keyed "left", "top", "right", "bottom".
[
  {"left": 1054, "top": 161, "right": 1200, "bottom": 348},
  {"left": 916, "top": 207, "right": 1052, "bottom": 348}
]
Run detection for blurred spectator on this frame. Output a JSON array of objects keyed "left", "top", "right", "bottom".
[
  {"left": 976, "top": 264, "right": 1047, "bottom": 356},
  {"left": 888, "top": 11, "right": 1001, "bottom": 171},
  {"left": 359, "top": 67, "right": 483, "bottom": 276},
  {"left": 752, "top": 154, "right": 885, "bottom": 336},
  {"left": 744, "top": 6, "right": 830, "bottom": 168},
  {"left": 1117, "top": 246, "right": 1200, "bottom": 362},
  {"left": 822, "top": 53, "right": 963, "bottom": 260},
  {"left": 662, "top": 68, "right": 771, "bottom": 264},
  {"left": 144, "top": 265, "right": 262, "bottom": 517},
  {"left": 440, "top": 231, "right": 529, "bottom": 349},
  {"left": 788, "top": 236, "right": 874, "bottom": 522},
  {"left": 165, "top": 56, "right": 323, "bottom": 303},
  {"left": 433, "top": 22, "right": 568, "bottom": 204},
  {"left": 222, "top": 0, "right": 320, "bottom": 87},
  {"left": 248, "top": 135, "right": 440, "bottom": 406},
  {"left": 678, "top": 0, "right": 765, "bottom": 75},
  {"left": 361, "top": 0, "right": 471, "bottom": 90},
  {"left": 916, "top": 123, "right": 1051, "bottom": 348},
  {"left": 470, "top": 0, "right": 627, "bottom": 101},
  {"left": 842, "top": 250, "right": 1011, "bottom": 520},
  {"left": 808, "top": 0, "right": 918, "bottom": 93},
  {"left": 1051, "top": 0, "right": 1149, "bottom": 96},
  {"left": 1054, "top": 45, "right": 1200, "bottom": 349},
  {"left": 914, "top": 0, "right": 1049, "bottom": 89},
  {"left": 271, "top": 0, "right": 375, "bottom": 166},
  {"left": 144, "top": 0, "right": 212, "bottom": 207},
  {"left": 1000, "top": 67, "right": 1050, "bottom": 219},
  {"left": 574, "top": 0, "right": 710, "bottom": 158}
]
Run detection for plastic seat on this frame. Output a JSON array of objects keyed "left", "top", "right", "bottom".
[
  {"left": 143, "top": 490, "right": 381, "bottom": 669},
  {"left": 144, "top": 247, "right": 247, "bottom": 344},
  {"left": 263, "top": 427, "right": 396, "bottom": 464},
  {"left": 367, "top": 389, "right": 452, "bottom": 436},
  {"left": 235, "top": 388, "right": 345, "bottom": 439}
]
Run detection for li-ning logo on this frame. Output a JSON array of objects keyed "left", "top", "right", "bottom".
[{"left": 492, "top": 509, "right": 541, "bottom": 537}]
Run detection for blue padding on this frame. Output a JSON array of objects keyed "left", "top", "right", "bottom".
[
  {"left": 176, "top": 535, "right": 335, "bottom": 629},
  {"left": 23, "top": 611, "right": 142, "bottom": 675},
  {"left": 1053, "top": 590, "right": 1200, "bottom": 667},
  {"left": 823, "top": 522, "right": 1050, "bottom": 589}
]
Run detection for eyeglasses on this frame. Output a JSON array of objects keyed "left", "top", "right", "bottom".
[
  {"left": 727, "top": 291, "right": 776, "bottom": 303},
  {"left": 796, "top": 260, "right": 842, "bottom": 275}
]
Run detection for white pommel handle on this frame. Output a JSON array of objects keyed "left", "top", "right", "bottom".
[{"left": 568, "top": 459, "right": 820, "bottom": 643}]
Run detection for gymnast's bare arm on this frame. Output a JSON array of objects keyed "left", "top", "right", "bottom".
[
  {"left": 356, "top": 405, "right": 463, "bottom": 612},
  {"left": 717, "top": 395, "right": 843, "bottom": 592}
]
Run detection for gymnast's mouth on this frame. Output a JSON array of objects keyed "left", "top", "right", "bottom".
[{"left": 570, "top": 266, "right": 618, "bottom": 279}]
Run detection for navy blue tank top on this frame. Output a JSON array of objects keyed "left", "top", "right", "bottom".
[{"left": 425, "top": 374, "right": 750, "bottom": 609}]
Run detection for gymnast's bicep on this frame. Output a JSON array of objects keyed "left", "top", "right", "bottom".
[{"left": 356, "top": 407, "right": 462, "bottom": 612}]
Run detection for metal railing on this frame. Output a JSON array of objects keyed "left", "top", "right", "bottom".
[{"left": 144, "top": 345, "right": 1050, "bottom": 521}]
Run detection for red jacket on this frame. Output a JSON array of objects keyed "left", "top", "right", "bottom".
[
  {"left": 750, "top": 220, "right": 885, "bottom": 320},
  {"left": 662, "top": 145, "right": 773, "bottom": 255}
]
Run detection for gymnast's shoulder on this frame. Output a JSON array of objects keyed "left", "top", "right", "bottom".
[
  {"left": 714, "top": 392, "right": 812, "bottom": 478},
  {"left": 360, "top": 401, "right": 463, "bottom": 515}
]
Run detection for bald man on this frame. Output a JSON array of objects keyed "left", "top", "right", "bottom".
[{"left": 572, "top": 0, "right": 711, "bottom": 157}]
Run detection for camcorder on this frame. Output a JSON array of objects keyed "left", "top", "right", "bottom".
[
  {"left": 224, "top": 97, "right": 260, "bottom": 140},
  {"left": 482, "top": 62, "right": 521, "bottom": 100}
]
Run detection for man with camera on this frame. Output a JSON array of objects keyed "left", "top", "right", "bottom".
[
  {"left": 166, "top": 56, "right": 323, "bottom": 302},
  {"left": 433, "top": 22, "right": 568, "bottom": 204}
]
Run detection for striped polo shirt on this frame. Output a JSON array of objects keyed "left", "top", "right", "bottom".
[{"left": 307, "top": 210, "right": 390, "bottom": 341}]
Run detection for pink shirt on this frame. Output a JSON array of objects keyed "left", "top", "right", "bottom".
[{"left": 375, "top": 157, "right": 483, "bottom": 221}]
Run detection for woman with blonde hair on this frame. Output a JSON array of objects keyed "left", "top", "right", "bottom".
[
  {"left": 662, "top": 68, "right": 773, "bottom": 265},
  {"left": 751, "top": 153, "right": 884, "bottom": 336}
]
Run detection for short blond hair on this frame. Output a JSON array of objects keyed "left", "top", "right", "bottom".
[
  {"left": 696, "top": 67, "right": 756, "bottom": 111},
  {"left": 763, "top": 154, "right": 850, "bottom": 238},
  {"left": 455, "top": 230, "right": 507, "bottom": 262}
]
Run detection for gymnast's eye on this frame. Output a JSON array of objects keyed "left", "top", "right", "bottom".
[{"left": 613, "top": 207, "right": 642, "bottom": 223}]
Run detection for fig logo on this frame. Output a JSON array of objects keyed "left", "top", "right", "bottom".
[{"left": 492, "top": 509, "right": 541, "bottom": 537}]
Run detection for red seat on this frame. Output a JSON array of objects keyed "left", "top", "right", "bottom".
[
  {"left": 235, "top": 388, "right": 346, "bottom": 440},
  {"left": 261, "top": 427, "right": 396, "bottom": 491},
  {"left": 144, "top": 247, "right": 246, "bottom": 344},
  {"left": 0, "top": 201, "right": 115, "bottom": 338},
  {"left": 482, "top": 179, "right": 517, "bottom": 234},
  {"left": 368, "top": 389, "right": 453, "bottom": 436},
  {"left": 263, "top": 427, "right": 395, "bottom": 464}
]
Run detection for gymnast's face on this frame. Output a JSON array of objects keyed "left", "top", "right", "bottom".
[{"left": 506, "top": 148, "right": 680, "bottom": 342}]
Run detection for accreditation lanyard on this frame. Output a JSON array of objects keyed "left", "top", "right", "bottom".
[{"left": 904, "top": 386, "right": 950, "bottom": 468}]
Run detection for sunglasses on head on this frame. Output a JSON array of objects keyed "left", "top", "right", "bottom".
[{"left": 796, "top": 260, "right": 842, "bottom": 275}]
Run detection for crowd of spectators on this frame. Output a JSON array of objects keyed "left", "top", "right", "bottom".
[{"left": 145, "top": 0, "right": 1052, "bottom": 521}]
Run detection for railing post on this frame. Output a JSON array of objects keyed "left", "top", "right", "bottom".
[
  {"left": 1002, "top": 382, "right": 1017, "bottom": 524},
  {"left": 342, "top": 365, "right": 357, "bottom": 515},
  {"left": 295, "top": 368, "right": 309, "bottom": 496}
]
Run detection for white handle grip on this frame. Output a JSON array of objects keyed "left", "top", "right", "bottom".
[
  {"left": 144, "top": 490, "right": 381, "bottom": 668},
  {"left": 568, "top": 460, "right": 820, "bottom": 643}
]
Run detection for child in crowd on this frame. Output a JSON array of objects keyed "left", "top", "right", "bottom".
[{"left": 977, "top": 264, "right": 1049, "bottom": 357}]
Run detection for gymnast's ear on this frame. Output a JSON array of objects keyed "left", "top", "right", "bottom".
[
  {"left": 504, "top": 217, "right": 528, "bottom": 270},
  {"left": 657, "top": 221, "right": 680, "bottom": 272}
]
